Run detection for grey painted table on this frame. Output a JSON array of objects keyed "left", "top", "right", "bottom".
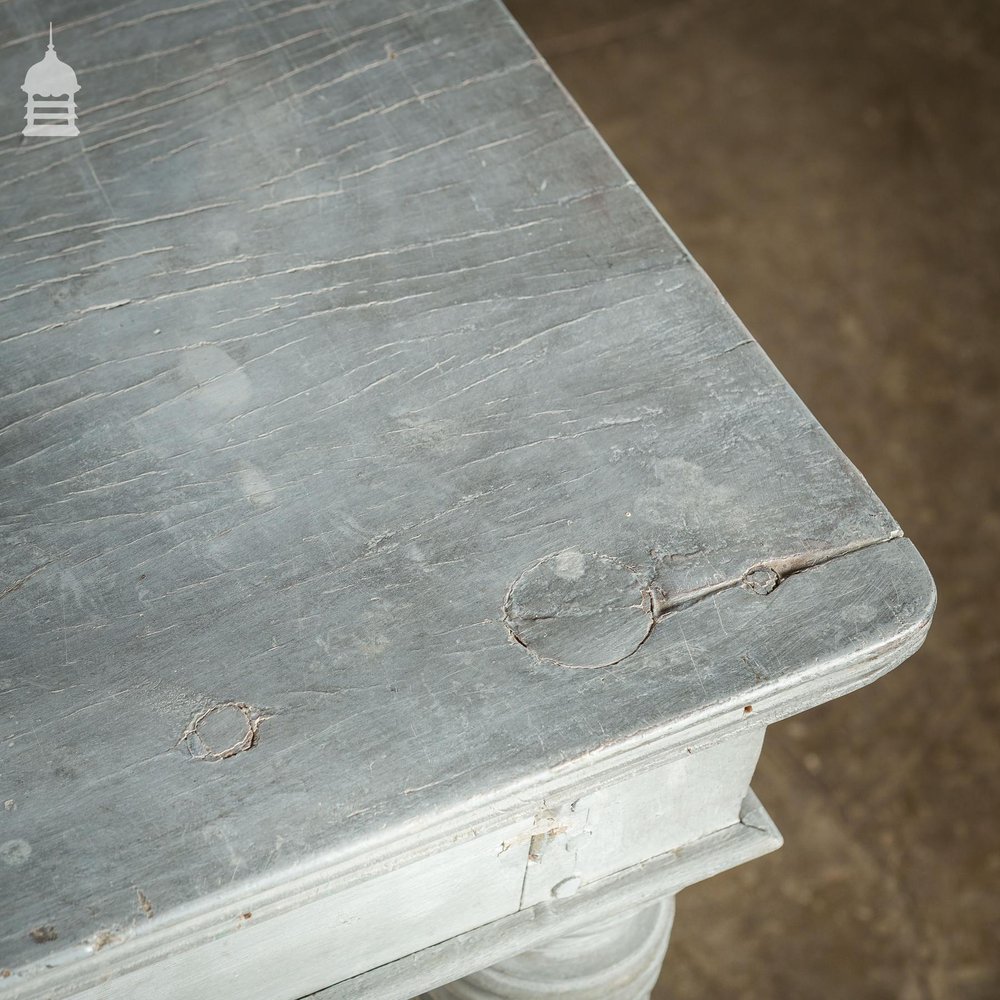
[{"left": 0, "top": 2, "right": 935, "bottom": 999}]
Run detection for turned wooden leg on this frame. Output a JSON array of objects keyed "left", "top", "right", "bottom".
[{"left": 428, "top": 896, "right": 675, "bottom": 1000}]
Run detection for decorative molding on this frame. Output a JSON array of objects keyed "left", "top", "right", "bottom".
[
  {"left": 310, "top": 793, "right": 781, "bottom": 1000},
  {"left": 428, "top": 898, "right": 674, "bottom": 1000}
]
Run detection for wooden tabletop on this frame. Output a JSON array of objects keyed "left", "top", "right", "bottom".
[{"left": 0, "top": 0, "right": 934, "bottom": 996}]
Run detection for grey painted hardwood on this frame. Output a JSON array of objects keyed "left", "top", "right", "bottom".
[{"left": 0, "top": 0, "right": 934, "bottom": 997}]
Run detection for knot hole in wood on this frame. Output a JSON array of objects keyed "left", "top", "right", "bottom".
[
  {"left": 177, "top": 702, "right": 269, "bottom": 761},
  {"left": 502, "top": 551, "right": 659, "bottom": 669}
]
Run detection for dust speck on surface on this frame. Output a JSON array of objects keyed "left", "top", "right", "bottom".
[
  {"left": 137, "top": 890, "right": 154, "bottom": 919},
  {"left": 29, "top": 926, "right": 57, "bottom": 944}
]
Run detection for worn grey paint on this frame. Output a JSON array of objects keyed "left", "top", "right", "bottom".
[
  {"left": 0, "top": 0, "right": 934, "bottom": 994},
  {"left": 314, "top": 793, "right": 781, "bottom": 1000}
]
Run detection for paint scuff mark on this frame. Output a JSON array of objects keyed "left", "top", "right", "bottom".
[{"left": 88, "top": 929, "right": 122, "bottom": 952}]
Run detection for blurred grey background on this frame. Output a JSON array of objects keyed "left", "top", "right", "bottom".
[{"left": 504, "top": 1, "right": 999, "bottom": 997}]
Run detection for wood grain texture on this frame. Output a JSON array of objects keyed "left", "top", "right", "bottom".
[{"left": 0, "top": 0, "right": 933, "bottom": 995}]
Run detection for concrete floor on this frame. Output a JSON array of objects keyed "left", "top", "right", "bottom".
[{"left": 505, "top": 2, "right": 999, "bottom": 997}]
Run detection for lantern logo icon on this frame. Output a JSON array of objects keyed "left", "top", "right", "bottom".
[{"left": 21, "top": 24, "right": 80, "bottom": 137}]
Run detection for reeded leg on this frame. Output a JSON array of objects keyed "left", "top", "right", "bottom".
[{"left": 428, "top": 896, "right": 675, "bottom": 1000}]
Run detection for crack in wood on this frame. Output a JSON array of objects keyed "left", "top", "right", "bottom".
[{"left": 503, "top": 532, "right": 903, "bottom": 669}]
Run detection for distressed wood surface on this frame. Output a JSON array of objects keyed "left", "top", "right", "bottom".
[
  {"left": 321, "top": 794, "right": 781, "bottom": 1000},
  {"left": 0, "top": 0, "right": 934, "bottom": 995}
]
